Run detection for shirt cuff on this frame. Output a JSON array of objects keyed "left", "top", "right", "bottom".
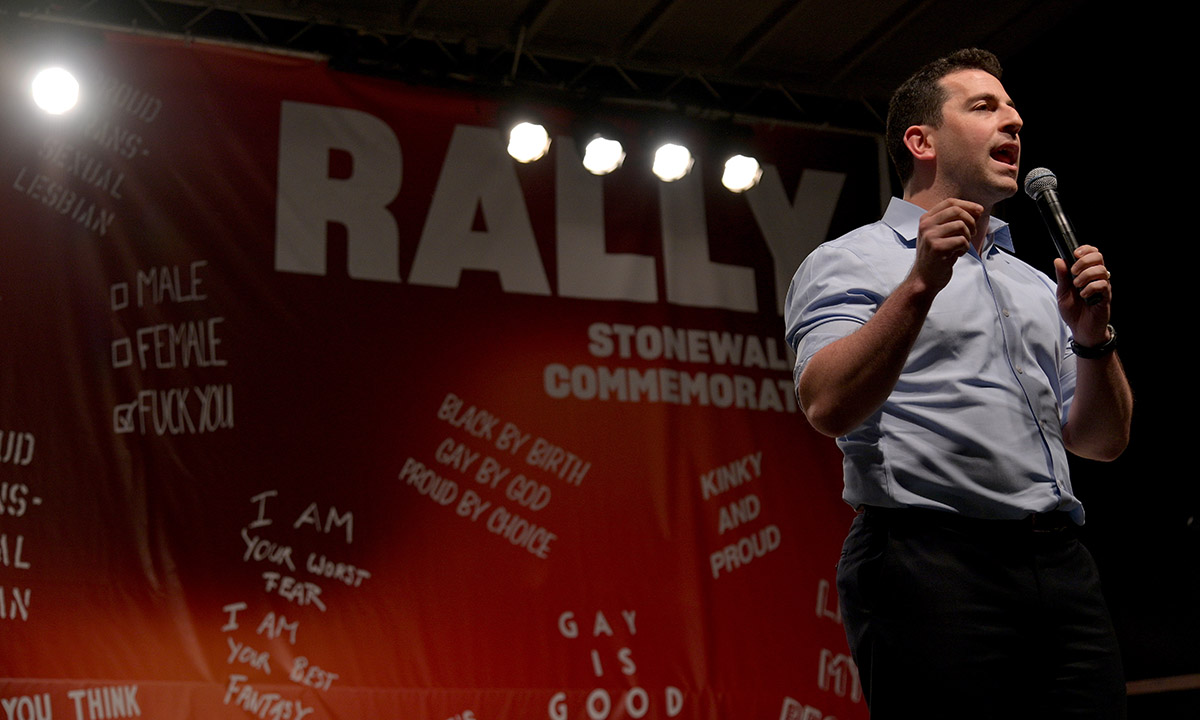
[{"left": 793, "top": 318, "right": 863, "bottom": 383}]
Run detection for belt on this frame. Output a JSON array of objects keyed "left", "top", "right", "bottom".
[{"left": 861, "top": 506, "right": 1078, "bottom": 535}]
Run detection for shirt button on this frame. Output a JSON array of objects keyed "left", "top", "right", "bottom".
[
  {"left": 1016, "top": 365, "right": 1024, "bottom": 374},
  {"left": 1002, "top": 308, "right": 1010, "bottom": 317}
]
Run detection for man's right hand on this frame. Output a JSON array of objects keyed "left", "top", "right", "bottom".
[{"left": 910, "top": 198, "right": 982, "bottom": 295}]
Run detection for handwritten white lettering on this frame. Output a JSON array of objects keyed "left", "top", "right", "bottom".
[
  {"left": 223, "top": 675, "right": 313, "bottom": 719},
  {"left": 261, "top": 572, "right": 326, "bottom": 611},
  {"left": 65, "top": 685, "right": 140, "bottom": 719},
  {"left": 708, "top": 525, "right": 781, "bottom": 578}
]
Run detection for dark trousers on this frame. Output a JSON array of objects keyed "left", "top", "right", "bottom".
[{"left": 837, "top": 507, "right": 1126, "bottom": 720}]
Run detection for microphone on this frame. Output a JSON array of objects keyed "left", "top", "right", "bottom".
[{"left": 1023, "top": 167, "right": 1101, "bottom": 305}]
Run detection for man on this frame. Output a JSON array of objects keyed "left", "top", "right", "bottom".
[{"left": 784, "top": 49, "right": 1132, "bottom": 718}]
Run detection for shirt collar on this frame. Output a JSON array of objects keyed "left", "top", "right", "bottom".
[{"left": 881, "top": 197, "right": 1013, "bottom": 254}]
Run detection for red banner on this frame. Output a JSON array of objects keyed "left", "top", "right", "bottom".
[{"left": 0, "top": 27, "right": 882, "bottom": 720}]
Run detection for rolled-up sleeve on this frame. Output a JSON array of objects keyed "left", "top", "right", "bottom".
[{"left": 783, "top": 242, "right": 889, "bottom": 384}]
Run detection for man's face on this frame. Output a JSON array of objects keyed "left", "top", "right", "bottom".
[{"left": 928, "top": 69, "right": 1023, "bottom": 207}]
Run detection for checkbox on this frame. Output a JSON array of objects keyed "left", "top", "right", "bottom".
[
  {"left": 111, "top": 338, "right": 132, "bottom": 368},
  {"left": 111, "top": 282, "right": 128, "bottom": 310},
  {"left": 113, "top": 402, "right": 136, "bottom": 434}
]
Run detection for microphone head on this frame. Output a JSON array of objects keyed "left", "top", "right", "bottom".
[{"left": 1024, "top": 167, "right": 1057, "bottom": 199}]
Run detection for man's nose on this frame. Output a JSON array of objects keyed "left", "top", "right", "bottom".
[{"left": 1002, "top": 107, "right": 1023, "bottom": 136}]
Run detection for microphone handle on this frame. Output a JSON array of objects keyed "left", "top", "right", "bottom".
[{"left": 1034, "top": 188, "right": 1102, "bottom": 306}]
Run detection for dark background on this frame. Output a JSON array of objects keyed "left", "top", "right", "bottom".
[{"left": 1003, "top": 12, "right": 1195, "bottom": 715}]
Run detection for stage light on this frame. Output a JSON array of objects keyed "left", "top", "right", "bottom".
[
  {"left": 31, "top": 67, "right": 80, "bottom": 115},
  {"left": 507, "top": 121, "right": 551, "bottom": 163},
  {"left": 651, "top": 143, "right": 693, "bottom": 182},
  {"left": 581, "top": 135, "right": 625, "bottom": 175},
  {"left": 721, "top": 154, "right": 763, "bottom": 193}
]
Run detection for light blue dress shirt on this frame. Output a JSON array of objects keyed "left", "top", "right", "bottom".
[{"left": 784, "top": 198, "right": 1082, "bottom": 522}]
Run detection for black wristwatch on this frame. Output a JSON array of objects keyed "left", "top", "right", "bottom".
[{"left": 1071, "top": 324, "right": 1117, "bottom": 359}]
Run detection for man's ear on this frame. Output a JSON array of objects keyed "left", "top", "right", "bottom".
[{"left": 903, "top": 125, "right": 935, "bottom": 162}]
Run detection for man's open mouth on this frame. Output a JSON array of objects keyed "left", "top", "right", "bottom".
[{"left": 991, "top": 144, "right": 1019, "bottom": 167}]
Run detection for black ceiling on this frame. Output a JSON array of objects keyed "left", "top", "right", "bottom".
[{"left": 7, "top": 0, "right": 1087, "bottom": 131}]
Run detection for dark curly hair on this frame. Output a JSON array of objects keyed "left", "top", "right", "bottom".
[{"left": 886, "top": 48, "right": 1004, "bottom": 186}]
